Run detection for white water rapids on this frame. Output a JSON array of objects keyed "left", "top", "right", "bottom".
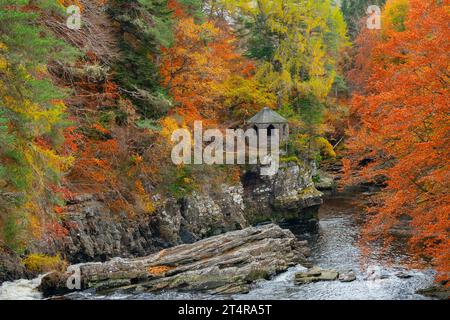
[{"left": 0, "top": 274, "right": 45, "bottom": 300}]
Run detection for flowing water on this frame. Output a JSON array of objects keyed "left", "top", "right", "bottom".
[
  {"left": 0, "top": 275, "right": 45, "bottom": 300},
  {"left": 0, "top": 195, "right": 435, "bottom": 300},
  {"left": 232, "top": 196, "right": 435, "bottom": 300}
]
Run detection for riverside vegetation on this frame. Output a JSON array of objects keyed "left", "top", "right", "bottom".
[{"left": 0, "top": 0, "right": 448, "bottom": 298}]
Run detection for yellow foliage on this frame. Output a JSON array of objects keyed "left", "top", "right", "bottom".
[
  {"left": 22, "top": 254, "right": 67, "bottom": 273},
  {"left": 160, "top": 116, "right": 182, "bottom": 140},
  {"left": 220, "top": 75, "right": 276, "bottom": 118},
  {"left": 0, "top": 57, "right": 7, "bottom": 70},
  {"left": 33, "top": 144, "right": 75, "bottom": 172},
  {"left": 28, "top": 214, "right": 42, "bottom": 239},
  {"left": 315, "top": 137, "right": 336, "bottom": 158},
  {"left": 136, "top": 194, "right": 156, "bottom": 215},
  {"left": 383, "top": 0, "right": 409, "bottom": 33},
  {"left": 134, "top": 180, "right": 156, "bottom": 214},
  {"left": 143, "top": 199, "right": 156, "bottom": 214}
]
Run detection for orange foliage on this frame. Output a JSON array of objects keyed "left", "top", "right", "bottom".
[
  {"left": 345, "top": 0, "right": 450, "bottom": 283},
  {"left": 57, "top": 0, "right": 84, "bottom": 10},
  {"left": 160, "top": 2, "right": 259, "bottom": 126},
  {"left": 57, "top": 0, "right": 109, "bottom": 11},
  {"left": 147, "top": 265, "right": 174, "bottom": 276},
  {"left": 44, "top": 221, "right": 69, "bottom": 240}
]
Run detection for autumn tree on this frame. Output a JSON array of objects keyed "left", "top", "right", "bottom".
[
  {"left": 0, "top": 0, "right": 78, "bottom": 249},
  {"left": 200, "top": 0, "right": 349, "bottom": 162},
  {"left": 345, "top": 0, "right": 450, "bottom": 283},
  {"left": 108, "top": 0, "right": 173, "bottom": 118},
  {"left": 160, "top": 0, "right": 275, "bottom": 125},
  {"left": 211, "top": 0, "right": 349, "bottom": 107}
]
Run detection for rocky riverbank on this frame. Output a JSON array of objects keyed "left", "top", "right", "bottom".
[
  {"left": 38, "top": 224, "right": 310, "bottom": 297},
  {"left": 0, "top": 246, "right": 31, "bottom": 283},
  {"left": 0, "top": 161, "right": 322, "bottom": 284},
  {"left": 1, "top": 193, "right": 441, "bottom": 300}
]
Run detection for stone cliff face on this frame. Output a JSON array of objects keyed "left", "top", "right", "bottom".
[
  {"left": 242, "top": 162, "right": 323, "bottom": 224},
  {"left": 34, "top": 194, "right": 166, "bottom": 263},
  {"left": 0, "top": 247, "right": 31, "bottom": 283},
  {"left": 29, "top": 161, "right": 322, "bottom": 271}
]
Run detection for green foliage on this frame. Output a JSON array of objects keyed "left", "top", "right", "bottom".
[
  {"left": 0, "top": 0, "right": 78, "bottom": 250},
  {"left": 241, "top": 14, "right": 278, "bottom": 61},
  {"left": 233, "top": 0, "right": 349, "bottom": 105},
  {"left": 295, "top": 95, "right": 325, "bottom": 130},
  {"left": 330, "top": 74, "right": 349, "bottom": 97},
  {"left": 341, "top": 0, "right": 386, "bottom": 38},
  {"left": 280, "top": 94, "right": 336, "bottom": 162},
  {"left": 312, "top": 174, "right": 321, "bottom": 184},
  {"left": 167, "top": 166, "right": 197, "bottom": 199},
  {"left": 2, "top": 211, "right": 26, "bottom": 252},
  {"left": 136, "top": 119, "right": 162, "bottom": 130},
  {"left": 108, "top": 0, "right": 174, "bottom": 118},
  {"left": 280, "top": 155, "right": 303, "bottom": 167}
]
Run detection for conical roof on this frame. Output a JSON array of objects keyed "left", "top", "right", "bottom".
[{"left": 247, "top": 107, "right": 287, "bottom": 124}]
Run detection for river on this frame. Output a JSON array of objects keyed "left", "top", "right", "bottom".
[{"left": 0, "top": 194, "right": 436, "bottom": 300}]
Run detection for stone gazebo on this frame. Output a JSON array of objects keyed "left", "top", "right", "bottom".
[{"left": 247, "top": 106, "right": 289, "bottom": 142}]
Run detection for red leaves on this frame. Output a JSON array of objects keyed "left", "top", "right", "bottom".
[
  {"left": 345, "top": 0, "right": 450, "bottom": 282},
  {"left": 45, "top": 221, "right": 69, "bottom": 240}
]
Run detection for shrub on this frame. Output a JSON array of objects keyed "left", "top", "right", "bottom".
[{"left": 22, "top": 254, "right": 67, "bottom": 273}]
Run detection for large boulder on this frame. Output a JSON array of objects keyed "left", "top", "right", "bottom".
[{"left": 39, "top": 224, "right": 310, "bottom": 297}]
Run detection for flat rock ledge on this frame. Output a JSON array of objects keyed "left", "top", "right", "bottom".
[
  {"left": 295, "top": 267, "right": 356, "bottom": 285},
  {"left": 39, "top": 224, "right": 310, "bottom": 297}
]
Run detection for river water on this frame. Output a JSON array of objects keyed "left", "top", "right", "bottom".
[{"left": 0, "top": 195, "right": 435, "bottom": 300}]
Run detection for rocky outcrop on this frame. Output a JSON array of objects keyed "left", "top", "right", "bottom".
[
  {"left": 29, "top": 161, "right": 322, "bottom": 266},
  {"left": 31, "top": 187, "right": 248, "bottom": 265},
  {"left": 242, "top": 162, "right": 323, "bottom": 224},
  {"left": 175, "top": 184, "right": 247, "bottom": 243},
  {"left": 338, "top": 270, "right": 357, "bottom": 282},
  {"left": 0, "top": 246, "right": 31, "bottom": 284},
  {"left": 0, "top": 160, "right": 326, "bottom": 284},
  {"left": 39, "top": 224, "right": 310, "bottom": 297},
  {"left": 32, "top": 194, "right": 167, "bottom": 263},
  {"left": 314, "top": 169, "right": 336, "bottom": 192}
]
